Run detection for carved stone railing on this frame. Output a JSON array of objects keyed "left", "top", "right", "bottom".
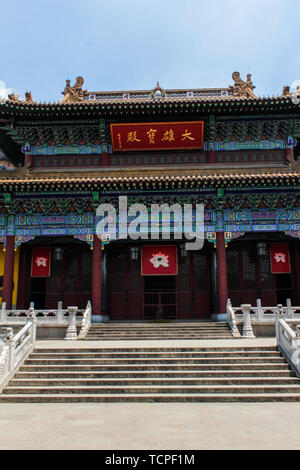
[
  {"left": 226, "top": 299, "right": 241, "bottom": 337},
  {"left": 276, "top": 316, "right": 300, "bottom": 377},
  {"left": 0, "top": 301, "right": 85, "bottom": 325},
  {"left": 0, "top": 302, "right": 92, "bottom": 341},
  {"left": 78, "top": 301, "right": 92, "bottom": 340},
  {"left": 0, "top": 309, "right": 37, "bottom": 390},
  {"left": 230, "top": 299, "right": 300, "bottom": 323}
]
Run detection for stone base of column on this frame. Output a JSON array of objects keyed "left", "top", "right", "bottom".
[
  {"left": 211, "top": 313, "right": 227, "bottom": 322},
  {"left": 92, "top": 315, "right": 110, "bottom": 323}
]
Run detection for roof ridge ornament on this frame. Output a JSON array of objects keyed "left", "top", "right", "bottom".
[
  {"left": 230, "top": 71, "right": 256, "bottom": 98},
  {"left": 151, "top": 81, "right": 166, "bottom": 100},
  {"left": 7, "top": 92, "right": 20, "bottom": 102},
  {"left": 60, "top": 76, "right": 86, "bottom": 104},
  {"left": 25, "top": 91, "right": 35, "bottom": 104}
]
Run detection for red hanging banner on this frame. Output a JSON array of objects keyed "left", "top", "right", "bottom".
[
  {"left": 31, "top": 247, "right": 51, "bottom": 277},
  {"left": 110, "top": 121, "right": 204, "bottom": 152},
  {"left": 141, "top": 245, "right": 178, "bottom": 276},
  {"left": 270, "top": 243, "right": 291, "bottom": 274}
]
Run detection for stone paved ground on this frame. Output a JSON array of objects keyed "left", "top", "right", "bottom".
[
  {"left": 1, "top": 338, "right": 299, "bottom": 450},
  {"left": 0, "top": 402, "right": 300, "bottom": 449}
]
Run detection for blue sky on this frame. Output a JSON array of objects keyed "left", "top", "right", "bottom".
[{"left": 0, "top": 0, "right": 299, "bottom": 102}]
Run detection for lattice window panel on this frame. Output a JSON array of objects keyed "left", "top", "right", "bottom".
[
  {"left": 64, "top": 255, "right": 78, "bottom": 292},
  {"left": 242, "top": 247, "right": 256, "bottom": 290},
  {"left": 177, "top": 256, "right": 190, "bottom": 291},
  {"left": 227, "top": 249, "right": 240, "bottom": 290},
  {"left": 81, "top": 252, "right": 92, "bottom": 291},
  {"left": 193, "top": 252, "right": 208, "bottom": 291},
  {"left": 110, "top": 252, "right": 126, "bottom": 291},
  {"left": 259, "top": 253, "right": 273, "bottom": 289},
  {"left": 47, "top": 258, "right": 62, "bottom": 293},
  {"left": 128, "top": 259, "right": 143, "bottom": 291}
]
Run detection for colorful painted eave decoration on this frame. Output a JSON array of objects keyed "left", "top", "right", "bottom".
[{"left": 110, "top": 122, "right": 204, "bottom": 152}]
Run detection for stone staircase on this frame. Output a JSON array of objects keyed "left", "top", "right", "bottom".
[
  {"left": 85, "top": 322, "right": 234, "bottom": 340},
  {"left": 1, "top": 345, "right": 300, "bottom": 402}
]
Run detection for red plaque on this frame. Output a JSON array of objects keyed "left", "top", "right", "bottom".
[
  {"left": 141, "top": 245, "right": 178, "bottom": 276},
  {"left": 270, "top": 243, "right": 291, "bottom": 274},
  {"left": 110, "top": 121, "right": 204, "bottom": 152},
  {"left": 31, "top": 247, "right": 51, "bottom": 277}
]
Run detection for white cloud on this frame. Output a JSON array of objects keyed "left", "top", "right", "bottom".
[{"left": 0, "top": 80, "right": 13, "bottom": 99}]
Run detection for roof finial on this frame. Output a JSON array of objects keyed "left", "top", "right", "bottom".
[
  {"left": 60, "top": 76, "right": 86, "bottom": 104},
  {"left": 230, "top": 71, "right": 256, "bottom": 98}
]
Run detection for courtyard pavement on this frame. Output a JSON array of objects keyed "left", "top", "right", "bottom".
[
  {"left": 1, "top": 337, "right": 299, "bottom": 450},
  {"left": 0, "top": 402, "right": 300, "bottom": 450}
]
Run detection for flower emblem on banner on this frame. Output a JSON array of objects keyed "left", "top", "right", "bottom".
[
  {"left": 35, "top": 257, "right": 48, "bottom": 267},
  {"left": 274, "top": 253, "right": 286, "bottom": 263},
  {"left": 150, "top": 252, "right": 169, "bottom": 269}
]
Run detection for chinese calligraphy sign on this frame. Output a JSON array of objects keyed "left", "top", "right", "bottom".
[{"left": 110, "top": 122, "right": 204, "bottom": 151}]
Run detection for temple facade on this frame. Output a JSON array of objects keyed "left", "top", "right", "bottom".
[{"left": 0, "top": 72, "right": 300, "bottom": 322}]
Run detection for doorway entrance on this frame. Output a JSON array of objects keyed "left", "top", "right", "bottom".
[{"left": 144, "top": 276, "right": 176, "bottom": 320}]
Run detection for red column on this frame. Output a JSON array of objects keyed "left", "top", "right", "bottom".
[
  {"left": 2, "top": 236, "right": 15, "bottom": 309},
  {"left": 208, "top": 150, "right": 216, "bottom": 164},
  {"left": 286, "top": 147, "right": 294, "bottom": 164},
  {"left": 16, "top": 247, "right": 30, "bottom": 308},
  {"left": 92, "top": 234, "right": 102, "bottom": 316},
  {"left": 216, "top": 232, "right": 228, "bottom": 314},
  {"left": 294, "top": 243, "right": 300, "bottom": 305},
  {"left": 101, "top": 152, "right": 109, "bottom": 167},
  {"left": 24, "top": 153, "right": 33, "bottom": 168}
]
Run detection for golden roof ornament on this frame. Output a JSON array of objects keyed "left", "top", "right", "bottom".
[
  {"left": 60, "top": 76, "right": 86, "bottom": 104},
  {"left": 230, "top": 72, "right": 256, "bottom": 98},
  {"left": 25, "top": 91, "right": 34, "bottom": 104},
  {"left": 7, "top": 92, "right": 19, "bottom": 102},
  {"left": 282, "top": 85, "right": 291, "bottom": 97}
]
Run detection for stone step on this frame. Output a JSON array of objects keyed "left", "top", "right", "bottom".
[
  {"left": 33, "top": 347, "right": 278, "bottom": 352},
  {"left": 84, "top": 336, "right": 234, "bottom": 341},
  {"left": 3, "top": 344, "right": 297, "bottom": 403},
  {"left": 30, "top": 351, "right": 282, "bottom": 359},
  {"left": 86, "top": 332, "right": 233, "bottom": 336},
  {"left": 88, "top": 324, "right": 230, "bottom": 326},
  {"left": 4, "top": 384, "right": 300, "bottom": 395},
  {"left": 86, "top": 328, "right": 232, "bottom": 332},
  {"left": 19, "top": 363, "right": 290, "bottom": 371},
  {"left": 2, "top": 393, "right": 300, "bottom": 403},
  {"left": 85, "top": 333, "right": 233, "bottom": 336},
  {"left": 8, "top": 377, "right": 300, "bottom": 387},
  {"left": 86, "top": 328, "right": 232, "bottom": 333},
  {"left": 23, "top": 357, "right": 286, "bottom": 365},
  {"left": 14, "top": 370, "right": 295, "bottom": 379}
]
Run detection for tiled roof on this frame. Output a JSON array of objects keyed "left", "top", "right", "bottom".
[{"left": 0, "top": 165, "right": 299, "bottom": 187}]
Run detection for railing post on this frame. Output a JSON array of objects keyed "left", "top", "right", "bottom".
[
  {"left": 0, "top": 301, "right": 6, "bottom": 323},
  {"left": 6, "top": 327, "right": 15, "bottom": 372},
  {"left": 29, "top": 308, "right": 37, "bottom": 343},
  {"left": 256, "top": 299, "right": 264, "bottom": 321},
  {"left": 286, "top": 299, "right": 293, "bottom": 319},
  {"left": 57, "top": 301, "right": 63, "bottom": 323},
  {"left": 241, "top": 304, "right": 256, "bottom": 338},
  {"left": 65, "top": 306, "right": 78, "bottom": 340}
]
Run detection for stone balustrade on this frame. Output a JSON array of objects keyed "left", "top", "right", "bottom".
[
  {"left": 228, "top": 299, "right": 300, "bottom": 323},
  {"left": 276, "top": 316, "right": 300, "bottom": 377},
  {"left": 0, "top": 311, "right": 37, "bottom": 389},
  {"left": 0, "top": 301, "right": 86, "bottom": 325}
]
